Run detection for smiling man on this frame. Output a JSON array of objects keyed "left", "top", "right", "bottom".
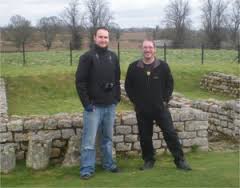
[
  {"left": 125, "top": 39, "right": 192, "bottom": 171},
  {"left": 75, "top": 27, "right": 121, "bottom": 179}
]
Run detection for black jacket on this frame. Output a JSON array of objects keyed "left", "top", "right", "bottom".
[
  {"left": 125, "top": 59, "right": 173, "bottom": 113},
  {"left": 75, "top": 45, "right": 121, "bottom": 108}
]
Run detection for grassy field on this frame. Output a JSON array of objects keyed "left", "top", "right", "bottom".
[
  {"left": 1, "top": 49, "right": 239, "bottom": 115},
  {"left": 1, "top": 151, "right": 239, "bottom": 188}
]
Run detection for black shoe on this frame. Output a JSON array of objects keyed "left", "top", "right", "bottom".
[
  {"left": 80, "top": 173, "right": 94, "bottom": 180},
  {"left": 108, "top": 167, "right": 120, "bottom": 173},
  {"left": 175, "top": 160, "right": 192, "bottom": 171},
  {"left": 139, "top": 160, "right": 155, "bottom": 171}
]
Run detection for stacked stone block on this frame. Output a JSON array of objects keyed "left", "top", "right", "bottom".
[
  {"left": 200, "top": 72, "right": 239, "bottom": 98},
  {"left": 192, "top": 99, "right": 240, "bottom": 139}
]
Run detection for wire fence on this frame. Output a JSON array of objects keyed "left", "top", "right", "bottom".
[{"left": 1, "top": 42, "right": 240, "bottom": 66}]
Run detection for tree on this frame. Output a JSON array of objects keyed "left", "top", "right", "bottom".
[
  {"left": 227, "top": 0, "right": 240, "bottom": 47},
  {"left": 84, "top": 0, "right": 114, "bottom": 45},
  {"left": 164, "top": 0, "right": 191, "bottom": 48},
  {"left": 38, "top": 16, "right": 61, "bottom": 50},
  {"left": 108, "top": 23, "right": 121, "bottom": 41},
  {"left": 7, "top": 15, "right": 32, "bottom": 51},
  {"left": 201, "top": 0, "right": 228, "bottom": 49},
  {"left": 7, "top": 15, "right": 32, "bottom": 65},
  {"left": 61, "top": 0, "right": 83, "bottom": 50}
]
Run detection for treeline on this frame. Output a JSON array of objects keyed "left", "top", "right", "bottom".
[{"left": 0, "top": 0, "right": 239, "bottom": 51}]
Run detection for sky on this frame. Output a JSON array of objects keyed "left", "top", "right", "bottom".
[{"left": 0, "top": 0, "right": 202, "bottom": 29}]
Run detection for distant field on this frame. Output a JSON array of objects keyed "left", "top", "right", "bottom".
[{"left": 1, "top": 49, "right": 239, "bottom": 115}]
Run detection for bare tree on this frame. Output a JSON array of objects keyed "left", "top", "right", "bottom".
[
  {"left": 108, "top": 23, "right": 121, "bottom": 41},
  {"left": 227, "top": 0, "right": 240, "bottom": 47},
  {"left": 7, "top": 15, "right": 32, "bottom": 51},
  {"left": 84, "top": 0, "right": 114, "bottom": 45},
  {"left": 61, "top": 0, "right": 83, "bottom": 50},
  {"left": 164, "top": 0, "right": 191, "bottom": 48},
  {"left": 201, "top": 0, "right": 228, "bottom": 49},
  {"left": 38, "top": 16, "right": 61, "bottom": 50},
  {"left": 6, "top": 15, "right": 32, "bottom": 65}
]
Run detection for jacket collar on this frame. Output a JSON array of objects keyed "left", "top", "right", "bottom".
[
  {"left": 137, "top": 58, "right": 161, "bottom": 69},
  {"left": 93, "top": 44, "right": 108, "bottom": 54}
]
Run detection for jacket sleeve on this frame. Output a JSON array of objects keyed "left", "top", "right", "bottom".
[
  {"left": 164, "top": 63, "right": 174, "bottom": 102},
  {"left": 115, "top": 55, "right": 121, "bottom": 102},
  {"left": 124, "top": 64, "right": 136, "bottom": 104},
  {"left": 75, "top": 53, "right": 92, "bottom": 108}
]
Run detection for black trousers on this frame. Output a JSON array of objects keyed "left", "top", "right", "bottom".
[{"left": 136, "top": 108, "right": 184, "bottom": 162}]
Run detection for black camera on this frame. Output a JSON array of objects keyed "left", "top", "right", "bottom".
[{"left": 103, "top": 82, "right": 114, "bottom": 92}]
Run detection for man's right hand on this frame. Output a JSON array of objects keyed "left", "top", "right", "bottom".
[{"left": 85, "top": 104, "right": 95, "bottom": 112}]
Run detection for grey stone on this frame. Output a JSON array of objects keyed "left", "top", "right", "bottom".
[
  {"left": 178, "top": 132, "right": 196, "bottom": 139},
  {"left": 0, "top": 144, "right": 16, "bottom": 173},
  {"left": 26, "top": 137, "right": 52, "bottom": 170},
  {"left": 24, "top": 119, "right": 43, "bottom": 130},
  {"left": 115, "top": 126, "right": 132, "bottom": 134},
  {"left": 113, "top": 135, "right": 124, "bottom": 143},
  {"left": 14, "top": 132, "right": 29, "bottom": 142},
  {"left": 7, "top": 119, "right": 23, "bottom": 131},
  {"left": 44, "top": 118, "right": 58, "bottom": 129},
  {"left": 61, "top": 129, "right": 75, "bottom": 139},
  {"left": 58, "top": 119, "right": 72, "bottom": 128},
  {"left": 0, "top": 132, "right": 13, "bottom": 143},
  {"left": 37, "top": 130, "right": 61, "bottom": 140},
  {"left": 125, "top": 135, "right": 138, "bottom": 142},
  {"left": 115, "top": 143, "right": 132, "bottom": 151},
  {"left": 62, "top": 136, "right": 81, "bottom": 167},
  {"left": 185, "top": 121, "right": 208, "bottom": 131},
  {"left": 121, "top": 113, "right": 137, "bottom": 125},
  {"left": 72, "top": 117, "right": 82, "bottom": 128}
]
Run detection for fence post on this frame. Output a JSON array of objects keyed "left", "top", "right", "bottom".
[
  {"left": 117, "top": 41, "right": 120, "bottom": 63},
  {"left": 22, "top": 42, "right": 26, "bottom": 66},
  {"left": 69, "top": 41, "right": 72, "bottom": 66},
  {"left": 164, "top": 43, "right": 167, "bottom": 62},
  {"left": 238, "top": 44, "right": 240, "bottom": 64},
  {"left": 201, "top": 44, "right": 204, "bottom": 64}
]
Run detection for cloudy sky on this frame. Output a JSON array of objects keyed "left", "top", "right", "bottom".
[{"left": 0, "top": 0, "right": 202, "bottom": 28}]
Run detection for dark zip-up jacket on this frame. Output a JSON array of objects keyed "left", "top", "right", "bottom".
[
  {"left": 75, "top": 44, "right": 121, "bottom": 108},
  {"left": 125, "top": 59, "right": 173, "bottom": 113}
]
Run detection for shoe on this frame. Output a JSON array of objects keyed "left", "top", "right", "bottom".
[
  {"left": 80, "top": 173, "right": 93, "bottom": 180},
  {"left": 108, "top": 167, "right": 120, "bottom": 173},
  {"left": 175, "top": 160, "right": 192, "bottom": 171},
  {"left": 139, "top": 160, "right": 155, "bottom": 171}
]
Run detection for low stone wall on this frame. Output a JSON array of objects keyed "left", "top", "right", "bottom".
[
  {"left": 200, "top": 72, "right": 240, "bottom": 98},
  {"left": 192, "top": 99, "right": 240, "bottom": 139},
  {"left": 0, "top": 108, "right": 208, "bottom": 173}
]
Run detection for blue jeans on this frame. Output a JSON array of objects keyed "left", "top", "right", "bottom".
[{"left": 80, "top": 104, "right": 117, "bottom": 176}]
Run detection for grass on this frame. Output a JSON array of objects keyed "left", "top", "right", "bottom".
[
  {"left": 1, "top": 49, "right": 239, "bottom": 115},
  {"left": 1, "top": 151, "right": 239, "bottom": 187}
]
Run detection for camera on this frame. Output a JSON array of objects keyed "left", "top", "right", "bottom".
[{"left": 103, "top": 82, "right": 114, "bottom": 92}]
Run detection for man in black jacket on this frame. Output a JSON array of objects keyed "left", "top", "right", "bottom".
[
  {"left": 125, "top": 40, "right": 191, "bottom": 171},
  {"left": 75, "top": 27, "right": 121, "bottom": 179}
]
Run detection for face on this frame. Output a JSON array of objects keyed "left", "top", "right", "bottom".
[
  {"left": 142, "top": 40, "right": 156, "bottom": 60},
  {"left": 94, "top": 29, "right": 109, "bottom": 48}
]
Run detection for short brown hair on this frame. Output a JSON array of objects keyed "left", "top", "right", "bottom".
[
  {"left": 142, "top": 39, "right": 156, "bottom": 48},
  {"left": 94, "top": 27, "right": 109, "bottom": 36}
]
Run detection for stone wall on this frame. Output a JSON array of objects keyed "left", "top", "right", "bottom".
[
  {"left": 0, "top": 108, "right": 208, "bottom": 173},
  {"left": 192, "top": 99, "right": 240, "bottom": 139},
  {"left": 200, "top": 72, "right": 240, "bottom": 98}
]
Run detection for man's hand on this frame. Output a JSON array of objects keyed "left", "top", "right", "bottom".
[
  {"left": 163, "top": 102, "right": 169, "bottom": 109},
  {"left": 85, "top": 104, "right": 95, "bottom": 112}
]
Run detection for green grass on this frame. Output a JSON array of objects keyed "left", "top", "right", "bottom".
[
  {"left": 1, "top": 49, "right": 239, "bottom": 115},
  {"left": 1, "top": 151, "right": 239, "bottom": 187}
]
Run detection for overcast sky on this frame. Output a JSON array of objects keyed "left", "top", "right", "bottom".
[{"left": 0, "top": 0, "right": 202, "bottom": 28}]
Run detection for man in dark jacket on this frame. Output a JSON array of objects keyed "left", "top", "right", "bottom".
[
  {"left": 75, "top": 27, "right": 121, "bottom": 179},
  {"left": 125, "top": 40, "right": 191, "bottom": 171}
]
